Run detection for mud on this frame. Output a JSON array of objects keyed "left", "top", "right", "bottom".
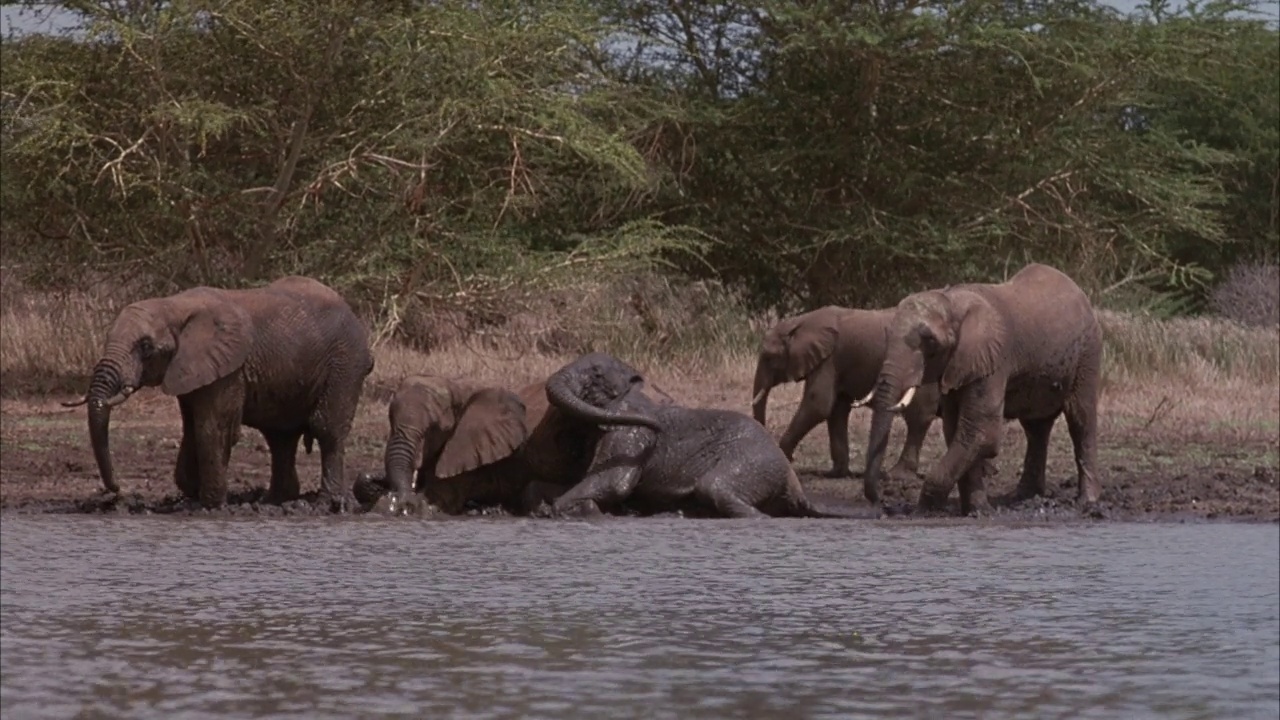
[{"left": 2, "top": 394, "right": 1276, "bottom": 522}]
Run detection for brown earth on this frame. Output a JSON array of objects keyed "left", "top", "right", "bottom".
[{"left": 2, "top": 382, "right": 1276, "bottom": 523}]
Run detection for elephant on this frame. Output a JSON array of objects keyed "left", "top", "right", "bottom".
[
  {"left": 371, "top": 374, "right": 554, "bottom": 515},
  {"left": 62, "top": 275, "right": 374, "bottom": 511},
  {"left": 751, "top": 305, "right": 940, "bottom": 481},
  {"left": 542, "top": 352, "right": 872, "bottom": 519},
  {"left": 359, "top": 375, "right": 674, "bottom": 515},
  {"left": 861, "top": 263, "right": 1103, "bottom": 515}
]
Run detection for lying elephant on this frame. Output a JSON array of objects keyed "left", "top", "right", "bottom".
[
  {"left": 543, "top": 352, "right": 873, "bottom": 519},
  {"left": 63, "top": 275, "right": 373, "bottom": 511},
  {"left": 864, "top": 263, "right": 1103, "bottom": 515},
  {"left": 752, "top": 305, "right": 940, "bottom": 481},
  {"left": 359, "top": 374, "right": 676, "bottom": 515}
]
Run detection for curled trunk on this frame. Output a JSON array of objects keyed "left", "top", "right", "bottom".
[
  {"left": 545, "top": 375, "right": 663, "bottom": 431},
  {"left": 751, "top": 360, "right": 773, "bottom": 426}
]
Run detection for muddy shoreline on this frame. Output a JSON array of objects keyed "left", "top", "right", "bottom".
[{"left": 3, "top": 394, "right": 1277, "bottom": 523}]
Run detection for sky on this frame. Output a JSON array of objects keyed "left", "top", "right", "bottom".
[{"left": 2, "top": 0, "right": 1278, "bottom": 36}]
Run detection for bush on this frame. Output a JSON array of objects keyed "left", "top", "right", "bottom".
[{"left": 1210, "top": 263, "right": 1280, "bottom": 328}]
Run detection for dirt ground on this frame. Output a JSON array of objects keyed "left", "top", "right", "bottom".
[{"left": 2, "top": 381, "right": 1276, "bottom": 523}]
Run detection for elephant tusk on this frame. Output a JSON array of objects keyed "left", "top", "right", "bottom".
[
  {"left": 887, "top": 386, "right": 917, "bottom": 413},
  {"left": 61, "top": 396, "right": 90, "bottom": 408},
  {"left": 93, "top": 387, "right": 136, "bottom": 409},
  {"left": 851, "top": 388, "right": 875, "bottom": 408},
  {"left": 751, "top": 388, "right": 768, "bottom": 406}
]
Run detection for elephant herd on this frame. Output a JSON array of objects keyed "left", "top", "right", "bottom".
[{"left": 63, "top": 263, "right": 1104, "bottom": 519}]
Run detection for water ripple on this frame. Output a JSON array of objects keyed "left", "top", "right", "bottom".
[{"left": 2, "top": 517, "right": 1277, "bottom": 720}]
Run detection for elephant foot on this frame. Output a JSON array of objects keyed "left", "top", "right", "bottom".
[
  {"left": 961, "top": 495, "right": 993, "bottom": 518},
  {"left": 822, "top": 466, "right": 852, "bottom": 479},
  {"left": 915, "top": 487, "right": 952, "bottom": 515}
]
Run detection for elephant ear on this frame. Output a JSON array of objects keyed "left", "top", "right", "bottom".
[
  {"left": 161, "top": 298, "right": 253, "bottom": 396},
  {"left": 436, "top": 388, "right": 529, "bottom": 478},
  {"left": 941, "top": 293, "right": 1005, "bottom": 394},
  {"left": 785, "top": 310, "right": 839, "bottom": 381}
]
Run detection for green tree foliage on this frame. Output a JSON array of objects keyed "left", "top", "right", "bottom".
[{"left": 1, "top": 0, "right": 1276, "bottom": 319}]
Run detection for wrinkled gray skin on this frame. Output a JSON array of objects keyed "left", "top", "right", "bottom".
[
  {"left": 376, "top": 375, "right": 538, "bottom": 515},
  {"left": 359, "top": 377, "right": 677, "bottom": 515},
  {"left": 864, "top": 263, "right": 1103, "bottom": 515},
  {"left": 545, "top": 352, "right": 870, "bottom": 519},
  {"left": 751, "top": 305, "right": 940, "bottom": 480},
  {"left": 63, "top": 276, "right": 374, "bottom": 511}
]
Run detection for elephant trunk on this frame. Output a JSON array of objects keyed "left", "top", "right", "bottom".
[
  {"left": 545, "top": 373, "right": 663, "bottom": 432},
  {"left": 862, "top": 403, "right": 895, "bottom": 505},
  {"left": 750, "top": 360, "right": 774, "bottom": 426},
  {"left": 383, "top": 429, "right": 424, "bottom": 496},
  {"left": 85, "top": 356, "right": 135, "bottom": 494}
]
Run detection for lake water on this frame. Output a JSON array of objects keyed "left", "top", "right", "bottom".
[{"left": 1, "top": 516, "right": 1277, "bottom": 720}]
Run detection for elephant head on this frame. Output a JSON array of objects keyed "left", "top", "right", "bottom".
[
  {"left": 862, "top": 289, "right": 1004, "bottom": 501},
  {"left": 63, "top": 288, "right": 253, "bottom": 494},
  {"left": 751, "top": 307, "right": 841, "bottom": 426},
  {"left": 383, "top": 376, "right": 529, "bottom": 498},
  {"left": 544, "top": 353, "right": 664, "bottom": 430}
]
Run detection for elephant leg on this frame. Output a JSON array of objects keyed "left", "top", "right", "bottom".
[
  {"left": 189, "top": 375, "right": 245, "bottom": 509},
  {"left": 958, "top": 463, "right": 991, "bottom": 516},
  {"left": 888, "top": 388, "right": 936, "bottom": 484},
  {"left": 778, "top": 376, "right": 834, "bottom": 461},
  {"left": 1015, "top": 415, "right": 1058, "bottom": 500},
  {"left": 823, "top": 397, "right": 853, "bottom": 478},
  {"left": 1064, "top": 395, "right": 1102, "bottom": 504},
  {"left": 173, "top": 399, "right": 200, "bottom": 501},
  {"left": 551, "top": 431, "right": 646, "bottom": 517},
  {"left": 919, "top": 399, "right": 1000, "bottom": 513},
  {"left": 315, "top": 434, "right": 354, "bottom": 513},
  {"left": 264, "top": 429, "right": 303, "bottom": 503},
  {"left": 693, "top": 465, "right": 769, "bottom": 519}
]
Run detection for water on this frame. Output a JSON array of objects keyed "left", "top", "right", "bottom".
[{"left": 1, "top": 517, "right": 1277, "bottom": 720}]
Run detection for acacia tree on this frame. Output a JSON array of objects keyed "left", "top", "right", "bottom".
[
  {"left": 0, "top": 0, "right": 704, "bottom": 328},
  {"left": 599, "top": 0, "right": 1276, "bottom": 310}
]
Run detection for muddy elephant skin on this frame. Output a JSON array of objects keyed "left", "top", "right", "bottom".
[
  {"left": 864, "top": 263, "right": 1103, "bottom": 515},
  {"left": 64, "top": 275, "right": 374, "bottom": 511},
  {"left": 544, "top": 352, "right": 872, "bottom": 519}
]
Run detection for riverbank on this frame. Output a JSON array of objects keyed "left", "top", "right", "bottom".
[{"left": 2, "top": 336, "right": 1275, "bottom": 521}]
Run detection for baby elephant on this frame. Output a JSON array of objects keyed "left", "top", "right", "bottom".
[
  {"left": 544, "top": 352, "right": 871, "bottom": 519},
  {"left": 379, "top": 375, "right": 531, "bottom": 514}
]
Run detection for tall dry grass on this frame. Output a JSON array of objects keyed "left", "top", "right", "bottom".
[{"left": 2, "top": 277, "right": 1276, "bottom": 446}]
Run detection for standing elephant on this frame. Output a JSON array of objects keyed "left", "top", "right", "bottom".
[
  {"left": 862, "top": 263, "right": 1103, "bottom": 515},
  {"left": 751, "top": 306, "right": 940, "bottom": 481},
  {"left": 62, "top": 276, "right": 374, "bottom": 511},
  {"left": 543, "top": 352, "right": 870, "bottom": 519}
]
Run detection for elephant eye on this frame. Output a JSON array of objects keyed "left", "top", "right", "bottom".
[
  {"left": 917, "top": 327, "right": 940, "bottom": 354},
  {"left": 137, "top": 337, "right": 156, "bottom": 358}
]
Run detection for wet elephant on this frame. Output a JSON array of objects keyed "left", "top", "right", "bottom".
[
  {"left": 543, "top": 352, "right": 872, "bottom": 519},
  {"left": 63, "top": 276, "right": 374, "bottom": 511}
]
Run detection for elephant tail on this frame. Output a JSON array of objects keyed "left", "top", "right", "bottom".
[{"left": 783, "top": 469, "right": 880, "bottom": 520}]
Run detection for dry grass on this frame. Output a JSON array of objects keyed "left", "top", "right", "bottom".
[{"left": 1, "top": 279, "right": 1276, "bottom": 454}]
